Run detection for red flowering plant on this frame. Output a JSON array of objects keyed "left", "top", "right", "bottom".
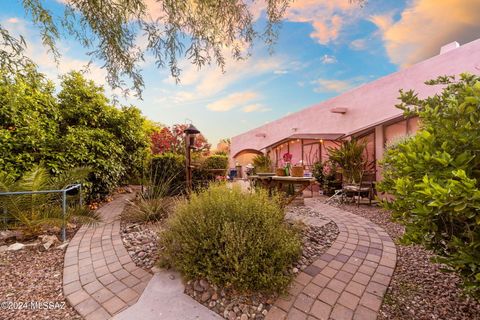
[
  {"left": 150, "top": 124, "right": 211, "bottom": 156},
  {"left": 281, "top": 152, "right": 293, "bottom": 175}
]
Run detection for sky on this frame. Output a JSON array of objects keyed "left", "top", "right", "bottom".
[{"left": 2, "top": 0, "right": 480, "bottom": 146}]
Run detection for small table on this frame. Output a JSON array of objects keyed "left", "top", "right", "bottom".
[{"left": 248, "top": 175, "right": 316, "bottom": 205}]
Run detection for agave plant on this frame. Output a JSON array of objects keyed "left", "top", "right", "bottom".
[
  {"left": 327, "top": 139, "right": 368, "bottom": 184},
  {"left": 0, "top": 165, "right": 100, "bottom": 237}
]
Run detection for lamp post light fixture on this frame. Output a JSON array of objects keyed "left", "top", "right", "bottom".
[{"left": 184, "top": 123, "right": 200, "bottom": 193}]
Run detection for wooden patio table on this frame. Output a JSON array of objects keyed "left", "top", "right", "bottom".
[{"left": 248, "top": 175, "right": 316, "bottom": 205}]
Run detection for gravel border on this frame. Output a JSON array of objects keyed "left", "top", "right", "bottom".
[
  {"left": 325, "top": 198, "right": 480, "bottom": 320},
  {"left": 0, "top": 231, "right": 81, "bottom": 320}
]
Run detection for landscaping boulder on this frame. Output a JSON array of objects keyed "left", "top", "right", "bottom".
[{"left": 7, "top": 242, "right": 25, "bottom": 251}]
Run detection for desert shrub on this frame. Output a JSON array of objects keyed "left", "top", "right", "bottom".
[
  {"left": 124, "top": 197, "right": 176, "bottom": 223},
  {"left": 378, "top": 74, "right": 480, "bottom": 296},
  {"left": 124, "top": 169, "right": 178, "bottom": 223},
  {"left": 159, "top": 184, "right": 301, "bottom": 293}
]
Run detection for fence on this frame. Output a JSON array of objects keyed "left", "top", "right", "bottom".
[{"left": 0, "top": 184, "right": 83, "bottom": 242}]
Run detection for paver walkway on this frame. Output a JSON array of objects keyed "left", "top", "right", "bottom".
[
  {"left": 63, "top": 193, "right": 153, "bottom": 320},
  {"left": 266, "top": 199, "right": 396, "bottom": 320}
]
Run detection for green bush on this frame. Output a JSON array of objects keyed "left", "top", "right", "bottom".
[
  {"left": 378, "top": 74, "right": 480, "bottom": 296},
  {"left": 159, "top": 184, "right": 301, "bottom": 293},
  {"left": 202, "top": 155, "right": 228, "bottom": 170},
  {"left": 150, "top": 153, "right": 185, "bottom": 195}
]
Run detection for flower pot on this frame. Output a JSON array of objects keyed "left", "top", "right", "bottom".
[
  {"left": 276, "top": 168, "right": 286, "bottom": 176},
  {"left": 291, "top": 166, "right": 304, "bottom": 177}
]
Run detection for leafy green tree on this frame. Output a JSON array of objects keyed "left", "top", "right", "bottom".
[
  {"left": 0, "top": 65, "right": 59, "bottom": 176},
  {"left": 0, "top": 0, "right": 364, "bottom": 96},
  {"left": 0, "top": 68, "right": 150, "bottom": 199},
  {"left": 378, "top": 74, "right": 480, "bottom": 296},
  {"left": 57, "top": 71, "right": 150, "bottom": 197}
]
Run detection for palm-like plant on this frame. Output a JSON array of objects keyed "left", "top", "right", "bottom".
[
  {"left": 252, "top": 154, "right": 272, "bottom": 173},
  {"left": 0, "top": 165, "right": 100, "bottom": 237},
  {"left": 327, "top": 139, "right": 368, "bottom": 184}
]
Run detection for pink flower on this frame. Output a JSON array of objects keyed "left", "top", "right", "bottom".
[{"left": 282, "top": 152, "right": 293, "bottom": 163}]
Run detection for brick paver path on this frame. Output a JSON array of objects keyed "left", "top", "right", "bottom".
[
  {"left": 266, "top": 199, "right": 396, "bottom": 320},
  {"left": 63, "top": 194, "right": 152, "bottom": 320}
]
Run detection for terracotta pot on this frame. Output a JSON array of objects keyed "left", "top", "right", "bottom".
[
  {"left": 291, "top": 166, "right": 304, "bottom": 177},
  {"left": 276, "top": 168, "right": 286, "bottom": 176}
]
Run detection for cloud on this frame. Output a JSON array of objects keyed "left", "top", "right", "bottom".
[
  {"left": 320, "top": 54, "right": 337, "bottom": 64},
  {"left": 350, "top": 38, "right": 367, "bottom": 51},
  {"left": 206, "top": 91, "right": 258, "bottom": 112},
  {"left": 313, "top": 79, "right": 355, "bottom": 93},
  {"left": 371, "top": 0, "right": 480, "bottom": 66},
  {"left": 282, "top": 0, "right": 362, "bottom": 44},
  {"left": 242, "top": 103, "right": 271, "bottom": 113},
  {"left": 274, "top": 70, "right": 288, "bottom": 75}
]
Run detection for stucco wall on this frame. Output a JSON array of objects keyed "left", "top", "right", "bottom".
[{"left": 231, "top": 39, "right": 480, "bottom": 166}]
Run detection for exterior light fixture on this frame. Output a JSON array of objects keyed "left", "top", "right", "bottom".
[{"left": 184, "top": 123, "right": 200, "bottom": 193}]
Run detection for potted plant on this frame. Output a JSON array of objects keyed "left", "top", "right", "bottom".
[
  {"left": 252, "top": 154, "right": 274, "bottom": 176},
  {"left": 327, "top": 139, "right": 367, "bottom": 184},
  {"left": 291, "top": 160, "right": 304, "bottom": 177},
  {"left": 279, "top": 152, "right": 293, "bottom": 176}
]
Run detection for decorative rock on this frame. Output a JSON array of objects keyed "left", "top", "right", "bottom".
[
  {"left": 56, "top": 241, "right": 69, "bottom": 250},
  {"left": 201, "top": 291, "right": 212, "bottom": 302},
  {"left": 228, "top": 311, "right": 236, "bottom": 320},
  {"left": 240, "top": 314, "right": 248, "bottom": 320},
  {"left": 199, "top": 279, "right": 210, "bottom": 290},
  {"left": 292, "top": 267, "right": 299, "bottom": 273},
  {"left": 0, "top": 245, "right": 7, "bottom": 253},
  {"left": 194, "top": 280, "right": 205, "bottom": 292},
  {"left": 7, "top": 242, "right": 25, "bottom": 251},
  {"left": 262, "top": 310, "right": 268, "bottom": 316},
  {"left": 0, "top": 230, "right": 15, "bottom": 243}
]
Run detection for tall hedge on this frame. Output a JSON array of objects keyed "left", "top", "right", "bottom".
[
  {"left": 150, "top": 154, "right": 229, "bottom": 194},
  {"left": 378, "top": 74, "right": 480, "bottom": 296}
]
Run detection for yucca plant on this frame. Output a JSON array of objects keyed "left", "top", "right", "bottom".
[
  {"left": 327, "top": 139, "right": 368, "bottom": 184},
  {"left": 0, "top": 165, "right": 99, "bottom": 237},
  {"left": 123, "top": 163, "right": 179, "bottom": 223}
]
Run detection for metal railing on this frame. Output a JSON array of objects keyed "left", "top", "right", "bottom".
[{"left": 0, "top": 184, "right": 83, "bottom": 242}]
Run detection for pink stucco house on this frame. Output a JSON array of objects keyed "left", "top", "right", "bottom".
[{"left": 230, "top": 39, "right": 480, "bottom": 181}]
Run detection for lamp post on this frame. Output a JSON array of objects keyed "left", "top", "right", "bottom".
[{"left": 184, "top": 123, "right": 200, "bottom": 193}]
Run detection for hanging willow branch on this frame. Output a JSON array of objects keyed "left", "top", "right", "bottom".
[{"left": 1, "top": 0, "right": 364, "bottom": 98}]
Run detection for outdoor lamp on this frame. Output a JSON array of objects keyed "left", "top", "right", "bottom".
[
  {"left": 184, "top": 123, "right": 200, "bottom": 148},
  {"left": 184, "top": 123, "right": 201, "bottom": 193}
]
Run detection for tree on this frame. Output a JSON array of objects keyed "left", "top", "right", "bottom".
[
  {"left": 0, "top": 67, "right": 151, "bottom": 199},
  {"left": 150, "top": 124, "right": 210, "bottom": 155},
  {"left": 0, "top": 0, "right": 364, "bottom": 97},
  {"left": 378, "top": 74, "right": 480, "bottom": 296},
  {"left": 0, "top": 65, "right": 59, "bottom": 176}
]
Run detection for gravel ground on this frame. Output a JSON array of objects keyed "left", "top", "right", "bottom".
[
  {"left": 120, "top": 222, "right": 160, "bottom": 271},
  {"left": 324, "top": 198, "right": 480, "bottom": 320},
  {"left": 0, "top": 237, "right": 81, "bottom": 320}
]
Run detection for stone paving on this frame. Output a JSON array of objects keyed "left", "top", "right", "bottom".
[
  {"left": 63, "top": 194, "right": 153, "bottom": 320},
  {"left": 266, "top": 199, "right": 397, "bottom": 320}
]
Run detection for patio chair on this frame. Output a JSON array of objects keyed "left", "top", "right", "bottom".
[{"left": 342, "top": 171, "right": 375, "bottom": 206}]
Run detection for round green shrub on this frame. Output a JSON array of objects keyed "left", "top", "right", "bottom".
[{"left": 159, "top": 184, "right": 301, "bottom": 293}]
